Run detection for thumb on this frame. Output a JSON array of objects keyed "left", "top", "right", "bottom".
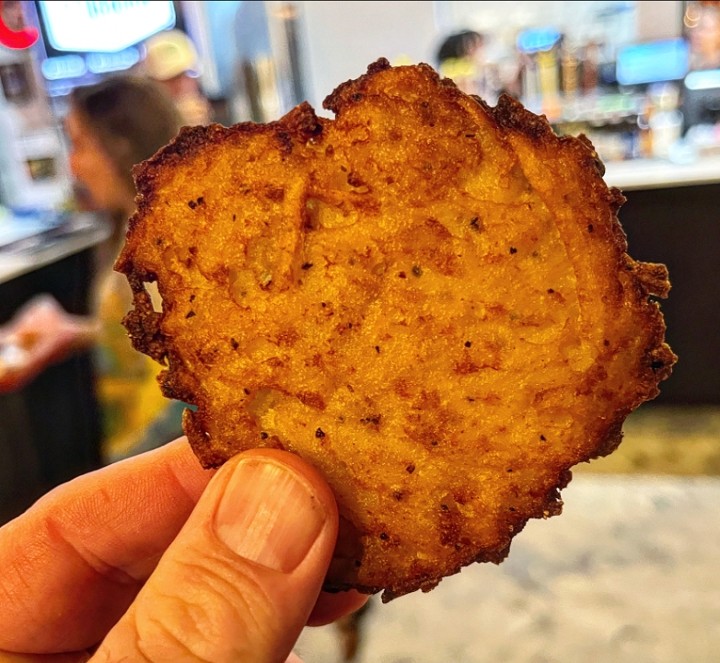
[{"left": 91, "top": 449, "right": 339, "bottom": 663}]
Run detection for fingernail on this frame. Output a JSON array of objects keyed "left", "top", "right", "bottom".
[{"left": 214, "top": 458, "right": 327, "bottom": 573}]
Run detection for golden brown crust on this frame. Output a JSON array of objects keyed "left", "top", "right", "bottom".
[{"left": 116, "top": 59, "right": 675, "bottom": 601}]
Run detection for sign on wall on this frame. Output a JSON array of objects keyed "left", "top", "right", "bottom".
[{"left": 38, "top": 0, "right": 175, "bottom": 53}]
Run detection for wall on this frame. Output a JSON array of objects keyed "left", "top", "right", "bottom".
[
  {"left": 297, "top": 1, "right": 439, "bottom": 112},
  {"left": 296, "top": 1, "right": 685, "bottom": 115},
  {"left": 636, "top": 0, "right": 684, "bottom": 41}
]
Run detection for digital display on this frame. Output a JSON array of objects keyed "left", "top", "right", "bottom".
[
  {"left": 616, "top": 39, "right": 690, "bottom": 87},
  {"left": 29, "top": 1, "right": 183, "bottom": 87},
  {"left": 37, "top": 1, "right": 175, "bottom": 53}
]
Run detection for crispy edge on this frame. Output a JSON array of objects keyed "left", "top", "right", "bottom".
[
  {"left": 114, "top": 103, "right": 324, "bottom": 389},
  {"left": 115, "top": 60, "right": 677, "bottom": 600}
]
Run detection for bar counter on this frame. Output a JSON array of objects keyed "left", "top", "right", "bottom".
[
  {"left": 297, "top": 473, "right": 720, "bottom": 662},
  {"left": 604, "top": 154, "right": 720, "bottom": 191},
  {"left": 0, "top": 211, "right": 111, "bottom": 523},
  {"left": 601, "top": 158, "right": 719, "bottom": 405}
]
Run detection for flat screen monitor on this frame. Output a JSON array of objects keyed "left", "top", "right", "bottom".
[
  {"left": 616, "top": 38, "right": 690, "bottom": 87},
  {"left": 28, "top": 0, "right": 183, "bottom": 90}
]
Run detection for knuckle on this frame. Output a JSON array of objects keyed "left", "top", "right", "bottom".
[{"left": 131, "top": 545, "right": 279, "bottom": 661}]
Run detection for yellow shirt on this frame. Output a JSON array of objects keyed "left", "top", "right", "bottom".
[{"left": 94, "top": 271, "right": 174, "bottom": 459}]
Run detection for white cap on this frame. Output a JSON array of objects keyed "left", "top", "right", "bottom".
[{"left": 144, "top": 29, "right": 200, "bottom": 81}]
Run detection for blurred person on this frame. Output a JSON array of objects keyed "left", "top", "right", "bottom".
[
  {"left": 0, "top": 76, "right": 184, "bottom": 460},
  {"left": 143, "top": 28, "right": 213, "bottom": 126},
  {"left": 435, "top": 29, "right": 486, "bottom": 95},
  {"left": 0, "top": 437, "right": 369, "bottom": 660}
]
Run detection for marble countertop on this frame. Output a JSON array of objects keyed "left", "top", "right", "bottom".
[{"left": 297, "top": 474, "right": 720, "bottom": 663}]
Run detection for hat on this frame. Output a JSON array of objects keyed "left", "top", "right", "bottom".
[{"left": 144, "top": 29, "right": 200, "bottom": 81}]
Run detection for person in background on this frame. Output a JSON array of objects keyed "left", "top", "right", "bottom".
[
  {"left": 0, "top": 76, "right": 184, "bottom": 461},
  {"left": 143, "top": 28, "right": 213, "bottom": 126},
  {"left": 435, "top": 29, "right": 486, "bottom": 95}
]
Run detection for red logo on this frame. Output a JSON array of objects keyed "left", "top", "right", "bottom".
[{"left": 0, "top": 0, "right": 39, "bottom": 49}]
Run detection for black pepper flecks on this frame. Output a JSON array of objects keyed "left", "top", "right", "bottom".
[
  {"left": 230, "top": 338, "right": 240, "bottom": 350},
  {"left": 412, "top": 265, "right": 423, "bottom": 277},
  {"left": 260, "top": 431, "right": 269, "bottom": 439},
  {"left": 509, "top": 246, "right": 518, "bottom": 254},
  {"left": 301, "top": 262, "right": 313, "bottom": 270},
  {"left": 315, "top": 427, "right": 326, "bottom": 438}
]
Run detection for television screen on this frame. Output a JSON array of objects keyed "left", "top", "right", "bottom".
[
  {"left": 28, "top": 1, "right": 182, "bottom": 90},
  {"left": 616, "top": 38, "right": 690, "bottom": 87}
]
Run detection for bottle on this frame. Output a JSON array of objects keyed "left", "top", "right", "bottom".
[{"left": 560, "top": 46, "right": 579, "bottom": 98}]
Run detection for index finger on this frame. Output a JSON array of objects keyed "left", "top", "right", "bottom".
[{"left": 0, "top": 437, "right": 213, "bottom": 653}]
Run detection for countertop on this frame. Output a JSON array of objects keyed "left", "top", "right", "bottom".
[
  {"left": 603, "top": 155, "right": 720, "bottom": 191},
  {"left": 297, "top": 472, "right": 720, "bottom": 662},
  {"left": 0, "top": 211, "right": 110, "bottom": 285}
]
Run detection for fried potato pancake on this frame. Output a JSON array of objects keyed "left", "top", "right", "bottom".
[{"left": 116, "top": 59, "right": 675, "bottom": 601}]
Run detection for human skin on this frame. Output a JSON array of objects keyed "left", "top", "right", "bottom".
[{"left": 0, "top": 438, "right": 367, "bottom": 662}]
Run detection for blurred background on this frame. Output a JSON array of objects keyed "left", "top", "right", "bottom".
[
  {"left": 3, "top": 1, "right": 720, "bottom": 208},
  {"left": 0, "top": 2, "right": 718, "bottom": 660}
]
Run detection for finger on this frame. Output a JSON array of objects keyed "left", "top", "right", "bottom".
[
  {"left": 0, "top": 652, "right": 90, "bottom": 663},
  {"left": 307, "top": 590, "right": 370, "bottom": 626},
  {"left": 92, "top": 449, "right": 339, "bottom": 663},
  {"left": 0, "top": 438, "right": 213, "bottom": 653}
]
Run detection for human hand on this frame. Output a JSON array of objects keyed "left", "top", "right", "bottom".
[
  {"left": 0, "top": 295, "right": 99, "bottom": 393},
  {"left": 0, "top": 438, "right": 367, "bottom": 662}
]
